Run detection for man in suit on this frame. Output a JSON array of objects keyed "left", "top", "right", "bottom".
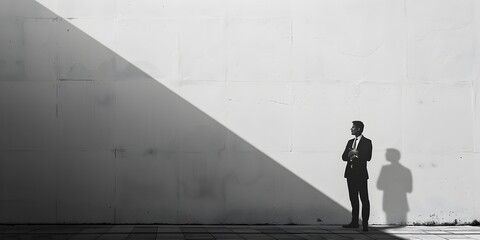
[{"left": 342, "top": 121, "right": 372, "bottom": 232}]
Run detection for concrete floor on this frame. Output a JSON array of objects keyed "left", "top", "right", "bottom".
[{"left": 0, "top": 225, "right": 479, "bottom": 240}]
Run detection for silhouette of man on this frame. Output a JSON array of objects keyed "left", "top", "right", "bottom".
[
  {"left": 377, "top": 149, "right": 412, "bottom": 224},
  {"left": 342, "top": 121, "right": 372, "bottom": 232}
]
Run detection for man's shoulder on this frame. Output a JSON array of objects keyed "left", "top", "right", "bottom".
[
  {"left": 347, "top": 136, "right": 372, "bottom": 143},
  {"left": 362, "top": 136, "right": 372, "bottom": 143}
]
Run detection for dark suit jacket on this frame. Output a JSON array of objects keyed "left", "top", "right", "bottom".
[{"left": 342, "top": 136, "right": 372, "bottom": 179}]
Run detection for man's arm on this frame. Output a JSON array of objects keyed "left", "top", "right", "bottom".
[
  {"left": 342, "top": 140, "right": 351, "bottom": 161},
  {"left": 358, "top": 139, "right": 372, "bottom": 162}
]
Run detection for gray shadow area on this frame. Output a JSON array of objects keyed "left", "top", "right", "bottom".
[
  {"left": 0, "top": 3, "right": 402, "bottom": 237},
  {"left": 377, "top": 149, "right": 413, "bottom": 225},
  {"left": 0, "top": 0, "right": 349, "bottom": 225}
]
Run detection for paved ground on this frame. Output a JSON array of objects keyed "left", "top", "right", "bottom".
[{"left": 0, "top": 225, "right": 479, "bottom": 240}]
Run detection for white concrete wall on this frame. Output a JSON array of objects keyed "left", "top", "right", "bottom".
[{"left": 0, "top": 0, "right": 479, "bottom": 224}]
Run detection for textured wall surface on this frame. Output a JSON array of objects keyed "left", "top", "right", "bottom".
[{"left": 0, "top": 0, "right": 479, "bottom": 224}]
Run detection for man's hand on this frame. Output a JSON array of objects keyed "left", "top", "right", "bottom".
[{"left": 348, "top": 149, "right": 358, "bottom": 158}]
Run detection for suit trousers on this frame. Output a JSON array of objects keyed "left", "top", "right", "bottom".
[{"left": 347, "top": 177, "right": 370, "bottom": 224}]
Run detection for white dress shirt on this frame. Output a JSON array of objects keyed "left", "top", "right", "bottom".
[{"left": 352, "top": 134, "right": 363, "bottom": 150}]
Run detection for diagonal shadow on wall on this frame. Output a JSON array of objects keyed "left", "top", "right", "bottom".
[{"left": 1, "top": 3, "right": 400, "bottom": 237}]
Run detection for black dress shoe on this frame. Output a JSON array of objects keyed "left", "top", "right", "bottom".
[{"left": 342, "top": 223, "right": 359, "bottom": 228}]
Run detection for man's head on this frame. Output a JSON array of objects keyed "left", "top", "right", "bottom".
[
  {"left": 386, "top": 148, "right": 401, "bottom": 163},
  {"left": 351, "top": 121, "right": 364, "bottom": 136}
]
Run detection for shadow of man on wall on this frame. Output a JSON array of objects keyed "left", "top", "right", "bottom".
[{"left": 377, "top": 148, "right": 413, "bottom": 225}]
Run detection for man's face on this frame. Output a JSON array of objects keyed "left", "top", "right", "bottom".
[{"left": 350, "top": 124, "right": 361, "bottom": 136}]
